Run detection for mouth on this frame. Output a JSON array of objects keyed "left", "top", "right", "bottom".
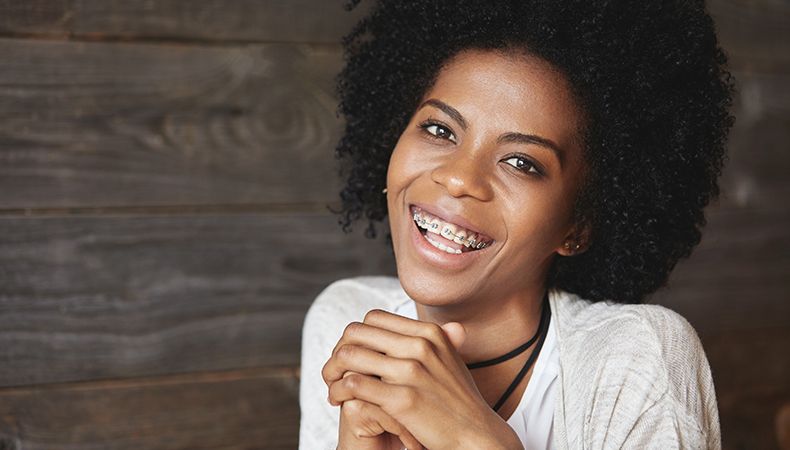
[{"left": 410, "top": 205, "right": 495, "bottom": 255}]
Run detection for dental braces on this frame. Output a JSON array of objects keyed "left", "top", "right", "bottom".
[{"left": 413, "top": 212, "right": 489, "bottom": 249}]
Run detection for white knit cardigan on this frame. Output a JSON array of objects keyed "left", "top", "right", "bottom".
[{"left": 299, "top": 277, "right": 721, "bottom": 449}]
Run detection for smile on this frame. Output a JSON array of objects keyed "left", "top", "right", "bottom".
[{"left": 410, "top": 206, "right": 494, "bottom": 255}]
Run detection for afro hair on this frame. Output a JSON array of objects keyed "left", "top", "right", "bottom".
[{"left": 334, "top": 0, "right": 735, "bottom": 304}]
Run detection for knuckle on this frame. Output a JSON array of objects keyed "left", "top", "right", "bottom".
[
  {"left": 336, "top": 344, "right": 356, "bottom": 361},
  {"left": 343, "top": 373, "right": 362, "bottom": 390},
  {"left": 391, "top": 388, "right": 418, "bottom": 414},
  {"left": 425, "top": 322, "right": 444, "bottom": 342},
  {"left": 400, "top": 359, "right": 423, "bottom": 378},
  {"left": 342, "top": 321, "right": 363, "bottom": 338},
  {"left": 413, "top": 337, "right": 434, "bottom": 359},
  {"left": 363, "top": 309, "right": 384, "bottom": 323},
  {"left": 320, "top": 364, "right": 331, "bottom": 383},
  {"left": 340, "top": 398, "right": 367, "bottom": 418}
]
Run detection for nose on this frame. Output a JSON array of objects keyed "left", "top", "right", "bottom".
[{"left": 430, "top": 147, "right": 494, "bottom": 202}]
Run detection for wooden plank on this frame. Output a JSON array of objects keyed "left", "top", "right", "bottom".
[
  {"left": 0, "top": 38, "right": 345, "bottom": 208},
  {"left": 71, "top": 0, "right": 368, "bottom": 44},
  {"left": 720, "top": 72, "right": 790, "bottom": 210},
  {"left": 702, "top": 327, "right": 790, "bottom": 450},
  {"left": 708, "top": 0, "right": 790, "bottom": 72},
  {"left": 0, "top": 46, "right": 788, "bottom": 210},
  {"left": 0, "top": 368, "right": 300, "bottom": 449},
  {"left": 0, "top": 1, "right": 786, "bottom": 70},
  {"left": 0, "top": 0, "right": 367, "bottom": 45},
  {"left": 0, "top": 212, "right": 395, "bottom": 387},
  {"left": 650, "top": 206, "right": 790, "bottom": 333},
  {"left": 0, "top": 0, "right": 73, "bottom": 36}
]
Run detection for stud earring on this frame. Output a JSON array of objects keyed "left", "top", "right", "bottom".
[
  {"left": 563, "top": 241, "right": 581, "bottom": 253},
  {"left": 382, "top": 187, "right": 388, "bottom": 194}
]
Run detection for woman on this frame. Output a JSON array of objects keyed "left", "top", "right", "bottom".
[{"left": 300, "top": 0, "right": 733, "bottom": 448}]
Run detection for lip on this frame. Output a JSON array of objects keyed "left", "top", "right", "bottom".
[
  {"left": 406, "top": 204, "right": 493, "bottom": 271},
  {"left": 409, "top": 202, "right": 494, "bottom": 243}
]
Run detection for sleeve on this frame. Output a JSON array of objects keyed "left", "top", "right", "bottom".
[
  {"left": 298, "top": 283, "right": 344, "bottom": 450},
  {"left": 600, "top": 307, "right": 721, "bottom": 450},
  {"left": 618, "top": 308, "right": 721, "bottom": 450},
  {"left": 575, "top": 306, "right": 720, "bottom": 449}
]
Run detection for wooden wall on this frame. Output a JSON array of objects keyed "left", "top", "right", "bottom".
[{"left": 0, "top": 1, "right": 786, "bottom": 449}]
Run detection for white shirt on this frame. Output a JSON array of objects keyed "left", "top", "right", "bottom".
[
  {"left": 393, "top": 298, "right": 558, "bottom": 450},
  {"left": 299, "top": 276, "right": 721, "bottom": 450}
]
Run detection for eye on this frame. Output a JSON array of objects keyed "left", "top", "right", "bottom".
[
  {"left": 419, "top": 121, "right": 457, "bottom": 143},
  {"left": 502, "top": 155, "right": 543, "bottom": 175}
]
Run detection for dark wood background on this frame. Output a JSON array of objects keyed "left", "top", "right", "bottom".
[{"left": 0, "top": 1, "right": 786, "bottom": 449}]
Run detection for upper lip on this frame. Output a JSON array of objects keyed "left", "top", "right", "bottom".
[{"left": 410, "top": 202, "right": 494, "bottom": 243}]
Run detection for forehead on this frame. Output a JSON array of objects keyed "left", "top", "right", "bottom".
[{"left": 421, "top": 49, "right": 585, "bottom": 148}]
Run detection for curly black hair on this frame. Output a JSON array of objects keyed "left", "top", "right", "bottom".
[{"left": 334, "top": 0, "right": 735, "bottom": 304}]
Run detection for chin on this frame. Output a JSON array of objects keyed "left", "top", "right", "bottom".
[{"left": 396, "top": 263, "right": 476, "bottom": 307}]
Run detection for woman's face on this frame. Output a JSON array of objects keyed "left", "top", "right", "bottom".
[{"left": 386, "top": 49, "right": 587, "bottom": 307}]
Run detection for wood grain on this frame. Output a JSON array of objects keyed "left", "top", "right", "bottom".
[
  {"left": 0, "top": 1, "right": 787, "bottom": 71},
  {"left": 0, "top": 212, "right": 395, "bottom": 387},
  {"left": 651, "top": 206, "right": 790, "bottom": 333},
  {"left": 0, "top": 0, "right": 368, "bottom": 45},
  {"left": 0, "top": 39, "right": 345, "bottom": 208},
  {"left": 708, "top": 0, "right": 790, "bottom": 72},
  {"left": 0, "top": 0, "right": 72, "bottom": 37},
  {"left": 0, "top": 367, "right": 300, "bottom": 450},
  {"left": 704, "top": 327, "right": 790, "bottom": 450},
  {"left": 1, "top": 47, "right": 787, "bottom": 211}
]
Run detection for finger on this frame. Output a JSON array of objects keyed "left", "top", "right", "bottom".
[
  {"left": 332, "top": 321, "right": 419, "bottom": 358},
  {"left": 340, "top": 399, "right": 423, "bottom": 450},
  {"left": 363, "top": 309, "right": 452, "bottom": 350},
  {"left": 362, "top": 310, "right": 464, "bottom": 366},
  {"left": 332, "top": 322, "right": 446, "bottom": 369},
  {"left": 329, "top": 372, "right": 416, "bottom": 418},
  {"left": 441, "top": 322, "right": 467, "bottom": 351},
  {"left": 323, "top": 344, "right": 426, "bottom": 385}
]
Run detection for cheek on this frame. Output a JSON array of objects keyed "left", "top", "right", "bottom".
[
  {"left": 502, "top": 187, "right": 576, "bottom": 250},
  {"left": 386, "top": 136, "right": 427, "bottom": 190}
]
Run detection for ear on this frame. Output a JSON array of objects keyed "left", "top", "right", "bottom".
[{"left": 556, "top": 221, "right": 591, "bottom": 257}]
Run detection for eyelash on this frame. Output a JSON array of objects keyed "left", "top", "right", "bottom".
[
  {"left": 418, "top": 120, "right": 456, "bottom": 143},
  {"left": 417, "top": 120, "right": 544, "bottom": 177},
  {"left": 501, "top": 154, "right": 544, "bottom": 176}
]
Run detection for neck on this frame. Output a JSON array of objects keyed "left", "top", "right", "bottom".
[{"left": 414, "top": 283, "right": 547, "bottom": 363}]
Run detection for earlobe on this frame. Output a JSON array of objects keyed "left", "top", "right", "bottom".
[
  {"left": 559, "top": 240, "right": 582, "bottom": 256},
  {"left": 558, "top": 240, "right": 586, "bottom": 256},
  {"left": 557, "top": 222, "right": 591, "bottom": 256}
]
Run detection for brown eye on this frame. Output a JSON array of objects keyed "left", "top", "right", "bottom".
[
  {"left": 503, "top": 156, "right": 541, "bottom": 175},
  {"left": 422, "top": 123, "right": 457, "bottom": 143}
]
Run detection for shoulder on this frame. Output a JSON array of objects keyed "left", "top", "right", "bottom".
[
  {"left": 551, "top": 290, "right": 720, "bottom": 448},
  {"left": 305, "top": 276, "right": 407, "bottom": 328},
  {"left": 302, "top": 276, "right": 408, "bottom": 358},
  {"left": 551, "top": 290, "right": 710, "bottom": 384}
]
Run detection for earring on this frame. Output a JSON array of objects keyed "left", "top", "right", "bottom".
[
  {"left": 563, "top": 241, "right": 581, "bottom": 253},
  {"left": 382, "top": 187, "right": 388, "bottom": 194}
]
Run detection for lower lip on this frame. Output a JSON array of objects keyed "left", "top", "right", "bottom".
[{"left": 408, "top": 216, "right": 490, "bottom": 271}]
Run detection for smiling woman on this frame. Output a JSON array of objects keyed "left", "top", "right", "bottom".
[{"left": 300, "top": 1, "right": 734, "bottom": 449}]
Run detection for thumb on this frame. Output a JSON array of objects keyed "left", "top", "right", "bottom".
[{"left": 441, "top": 322, "right": 467, "bottom": 351}]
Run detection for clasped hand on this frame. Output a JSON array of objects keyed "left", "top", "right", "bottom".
[{"left": 321, "top": 309, "right": 522, "bottom": 450}]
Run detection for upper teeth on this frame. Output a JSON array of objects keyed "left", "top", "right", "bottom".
[{"left": 412, "top": 209, "right": 490, "bottom": 250}]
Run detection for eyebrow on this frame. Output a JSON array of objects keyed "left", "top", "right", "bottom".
[
  {"left": 419, "top": 98, "right": 565, "bottom": 165},
  {"left": 420, "top": 99, "right": 468, "bottom": 131}
]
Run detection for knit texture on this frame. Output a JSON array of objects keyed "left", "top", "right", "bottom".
[{"left": 299, "top": 277, "right": 720, "bottom": 449}]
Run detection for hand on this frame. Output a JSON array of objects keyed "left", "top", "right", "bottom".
[
  {"left": 337, "top": 394, "right": 421, "bottom": 450},
  {"left": 323, "top": 310, "right": 523, "bottom": 450}
]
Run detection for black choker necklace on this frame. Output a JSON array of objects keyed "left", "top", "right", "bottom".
[{"left": 465, "top": 292, "right": 551, "bottom": 412}]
